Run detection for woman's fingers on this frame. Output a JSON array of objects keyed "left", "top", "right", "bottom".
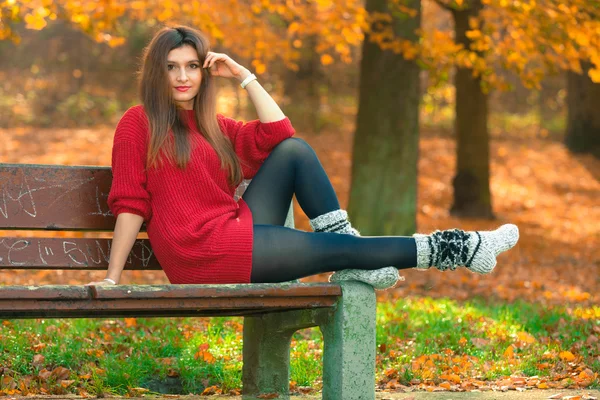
[
  {"left": 205, "top": 52, "right": 229, "bottom": 69},
  {"left": 203, "top": 53, "right": 213, "bottom": 69}
]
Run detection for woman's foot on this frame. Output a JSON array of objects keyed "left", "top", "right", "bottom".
[
  {"left": 414, "top": 224, "right": 519, "bottom": 273},
  {"left": 328, "top": 266, "right": 402, "bottom": 290},
  {"left": 310, "top": 209, "right": 401, "bottom": 290}
]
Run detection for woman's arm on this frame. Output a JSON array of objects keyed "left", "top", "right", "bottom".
[
  {"left": 203, "top": 52, "right": 285, "bottom": 123},
  {"left": 239, "top": 73, "right": 285, "bottom": 123},
  {"left": 86, "top": 212, "right": 144, "bottom": 285}
]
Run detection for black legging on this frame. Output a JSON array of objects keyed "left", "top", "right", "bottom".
[{"left": 242, "top": 137, "right": 417, "bottom": 283}]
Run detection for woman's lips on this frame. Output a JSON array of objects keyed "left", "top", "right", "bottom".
[{"left": 175, "top": 86, "right": 191, "bottom": 92}]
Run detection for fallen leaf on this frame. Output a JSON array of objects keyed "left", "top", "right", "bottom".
[
  {"left": 517, "top": 331, "right": 536, "bottom": 344},
  {"left": 1, "top": 376, "right": 16, "bottom": 390},
  {"left": 32, "top": 354, "right": 45, "bottom": 368},
  {"left": 257, "top": 393, "right": 279, "bottom": 399},
  {"left": 559, "top": 351, "right": 576, "bottom": 361},
  {"left": 38, "top": 369, "right": 51, "bottom": 381},
  {"left": 50, "top": 366, "right": 70, "bottom": 381},
  {"left": 201, "top": 385, "right": 220, "bottom": 395},
  {"left": 130, "top": 387, "right": 150, "bottom": 394},
  {"left": 504, "top": 345, "right": 515, "bottom": 359},
  {"left": 194, "top": 350, "right": 216, "bottom": 364},
  {"left": 60, "top": 380, "right": 75, "bottom": 388}
]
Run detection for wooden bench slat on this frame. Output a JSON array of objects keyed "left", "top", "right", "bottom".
[
  {"left": 0, "top": 285, "right": 90, "bottom": 300},
  {"left": 0, "top": 305, "right": 332, "bottom": 319},
  {"left": 0, "top": 284, "right": 341, "bottom": 319},
  {"left": 0, "top": 164, "right": 116, "bottom": 230},
  {"left": 0, "top": 237, "right": 160, "bottom": 270},
  {"left": 0, "top": 283, "right": 341, "bottom": 300},
  {"left": 90, "top": 283, "right": 342, "bottom": 299},
  {"left": 1, "top": 298, "right": 337, "bottom": 313}
]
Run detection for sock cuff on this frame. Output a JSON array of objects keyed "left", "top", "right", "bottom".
[
  {"left": 309, "top": 209, "right": 348, "bottom": 232},
  {"left": 413, "top": 233, "right": 432, "bottom": 269}
]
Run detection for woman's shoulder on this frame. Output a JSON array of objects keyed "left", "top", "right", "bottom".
[
  {"left": 120, "top": 104, "right": 148, "bottom": 123},
  {"left": 114, "top": 105, "right": 149, "bottom": 142}
]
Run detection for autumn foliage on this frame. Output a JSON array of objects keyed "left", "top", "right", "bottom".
[{"left": 2, "top": 0, "right": 600, "bottom": 88}]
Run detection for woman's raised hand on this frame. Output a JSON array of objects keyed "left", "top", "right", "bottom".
[{"left": 203, "top": 52, "right": 250, "bottom": 81}]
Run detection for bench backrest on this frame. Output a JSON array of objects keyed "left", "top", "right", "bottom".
[
  {"left": 0, "top": 164, "right": 294, "bottom": 271},
  {"left": 0, "top": 164, "right": 160, "bottom": 271}
]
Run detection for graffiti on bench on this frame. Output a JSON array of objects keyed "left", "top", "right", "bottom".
[{"left": 0, "top": 238, "right": 158, "bottom": 269}]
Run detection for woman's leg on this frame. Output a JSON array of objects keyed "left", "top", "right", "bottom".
[
  {"left": 241, "top": 137, "right": 341, "bottom": 224},
  {"left": 242, "top": 138, "right": 405, "bottom": 288},
  {"left": 250, "top": 223, "right": 519, "bottom": 283},
  {"left": 250, "top": 224, "right": 416, "bottom": 283},
  {"left": 242, "top": 138, "right": 519, "bottom": 285}
]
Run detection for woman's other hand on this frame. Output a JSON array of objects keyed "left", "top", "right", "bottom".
[
  {"left": 85, "top": 280, "right": 116, "bottom": 286},
  {"left": 203, "top": 52, "right": 251, "bottom": 81}
]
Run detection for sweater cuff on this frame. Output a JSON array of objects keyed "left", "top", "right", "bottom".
[
  {"left": 113, "top": 206, "right": 150, "bottom": 221},
  {"left": 259, "top": 117, "right": 295, "bottom": 137}
]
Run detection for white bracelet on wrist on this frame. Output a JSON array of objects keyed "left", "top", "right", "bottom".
[
  {"left": 240, "top": 73, "right": 257, "bottom": 89},
  {"left": 103, "top": 278, "right": 116, "bottom": 285}
]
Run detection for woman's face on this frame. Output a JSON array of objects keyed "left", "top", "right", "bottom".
[{"left": 167, "top": 45, "right": 203, "bottom": 110}]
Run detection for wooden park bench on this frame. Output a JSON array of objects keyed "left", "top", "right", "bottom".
[{"left": 0, "top": 163, "right": 377, "bottom": 400}]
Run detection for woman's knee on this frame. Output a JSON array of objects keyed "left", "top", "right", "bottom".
[{"left": 272, "top": 137, "right": 315, "bottom": 159}]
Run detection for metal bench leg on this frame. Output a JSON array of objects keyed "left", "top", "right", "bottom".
[
  {"left": 320, "top": 281, "right": 376, "bottom": 400},
  {"left": 242, "top": 309, "right": 332, "bottom": 400}
]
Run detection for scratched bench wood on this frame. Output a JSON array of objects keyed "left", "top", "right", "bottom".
[{"left": 0, "top": 163, "right": 376, "bottom": 400}]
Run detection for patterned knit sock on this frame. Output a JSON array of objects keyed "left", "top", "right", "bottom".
[
  {"left": 309, "top": 209, "right": 401, "bottom": 290},
  {"left": 413, "top": 224, "right": 519, "bottom": 274}
]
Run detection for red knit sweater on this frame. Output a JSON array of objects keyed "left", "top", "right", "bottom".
[{"left": 107, "top": 105, "right": 295, "bottom": 284}]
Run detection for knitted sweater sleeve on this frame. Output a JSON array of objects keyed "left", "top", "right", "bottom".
[
  {"left": 107, "top": 106, "right": 152, "bottom": 221},
  {"left": 217, "top": 114, "right": 296, "bottom": 179}
]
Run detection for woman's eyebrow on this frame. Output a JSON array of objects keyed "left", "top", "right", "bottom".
[{"left": 167, "top": 59, "right": 200, "bottom": 64}]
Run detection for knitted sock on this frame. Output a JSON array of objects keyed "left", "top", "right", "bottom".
[
  {"left": 413, "top": 224, "right": 519, "bottom": 274},
  {"left": 309, "top": 209, "right": 401, "bottom": 290}
]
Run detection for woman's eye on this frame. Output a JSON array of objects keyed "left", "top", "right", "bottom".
[
  {"left": 167, "top": 65, "right": 174, "bottom": 70},
  {"left": 190, "top": 64, "right": 199, "bottom": 69}
]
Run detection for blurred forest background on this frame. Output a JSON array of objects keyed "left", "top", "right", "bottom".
[
  {"left": 0, "top": 0, "right": 598, "bottom": 303},
  {"left": 0, "top": 0, "right": 598, "bottom": 298},
  {"left": 0, "top": 0, "right": 599, "bottom": 396}
]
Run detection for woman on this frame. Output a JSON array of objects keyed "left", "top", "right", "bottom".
[{"left": 87, "top": 25, "right": 519, "bottom": 290}]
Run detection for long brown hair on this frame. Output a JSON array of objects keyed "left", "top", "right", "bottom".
[{"left": 139, "top": 25, "right": 243, "bottom": 187}]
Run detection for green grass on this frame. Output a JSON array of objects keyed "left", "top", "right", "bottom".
[{"left": 0, "top": 297, "right": 597, "bottom": 395}]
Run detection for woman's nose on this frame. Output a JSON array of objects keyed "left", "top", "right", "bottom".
[{"left": 178, "top": 69, "right": 188, "bottom": 81}]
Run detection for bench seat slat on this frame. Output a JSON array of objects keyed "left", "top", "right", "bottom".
[
  {"left": 0, "top": 284, "right": 342, "bottom": 319},
  {"left": 0, "top": 308, "right": 317, "bottom": 319},
  {"left": 0, "top": 285, "right": 90, "bottom": 300},
  {"left": 90, "top": 283, "right": 342, "bottom": 299},
  {"left": 0, "top": 297, "right": 337, "bottom": 314},
  {"left": 0, "top": 283, "right": 341, "bottom": 300}
]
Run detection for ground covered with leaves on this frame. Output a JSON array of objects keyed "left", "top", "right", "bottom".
[{"left": 0, "top": 113, "right": 598, "bottom": 397}]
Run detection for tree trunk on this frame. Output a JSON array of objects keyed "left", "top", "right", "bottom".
[
  {"left": 284, "top": 34, "right": 321, "bottom": 133},
  {"left": 348, "top": 0, "right": 421, "bottom": 236},
  {"left": 450, "top": 2, "right": 494, "bottom": 219},
  {"left": 566, "top": 65, "right": 600, "bottom": 158}
]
